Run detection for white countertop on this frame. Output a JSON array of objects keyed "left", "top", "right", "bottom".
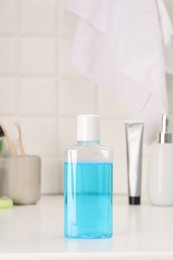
[{"left": 0, "top": 195, "right": 173, "bottom": 260}]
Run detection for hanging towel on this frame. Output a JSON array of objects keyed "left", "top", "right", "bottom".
[{"left": 68, "top": 0, "right": 173, "bottom": 143}]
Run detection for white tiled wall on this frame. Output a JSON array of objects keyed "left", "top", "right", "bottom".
[{"left": 0, "top": 0, "right": 173, "bottom": 195}]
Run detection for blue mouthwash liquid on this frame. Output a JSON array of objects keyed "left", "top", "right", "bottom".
[{"left": 64, "top": 162, "right": 113, "bottom": 239}]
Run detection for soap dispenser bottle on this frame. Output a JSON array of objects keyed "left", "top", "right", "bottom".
[
  {"left": 148, "top": 114, "right": 173, "bottom": 206},
  {"left": 64, "top": 114, "right": 113, "bottom": 239}
]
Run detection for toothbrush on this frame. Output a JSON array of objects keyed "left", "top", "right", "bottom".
[
  {"left": 0, "top": 128, "right": 4, "bottom": 153},
  {"left": 14, "top": 123, "right": 25, "bottom": 156},
  {"left": 0, "top": 124, "right": 17, "bottom": 156}
]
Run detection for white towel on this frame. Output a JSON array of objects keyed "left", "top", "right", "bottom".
[{"left": 68, "top": 0, "right": 173, "bottom": 144}]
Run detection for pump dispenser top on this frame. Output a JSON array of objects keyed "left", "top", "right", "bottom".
[{"left": 159, "top": 114, "right": 172, "bottom": 144}]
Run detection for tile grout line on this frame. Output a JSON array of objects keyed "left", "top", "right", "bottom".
[
  {"left": 16, "top": 0, "right": 21, "bottom": 121},
  {"left": 55, "top": 0, "right": 59, "bottom": 157},
  {"left": 95, "top": 85, "right": 99, "bottom": 114}
]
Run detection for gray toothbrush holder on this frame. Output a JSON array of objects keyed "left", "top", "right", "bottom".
[
  {"left": 0, "top": 157, "right": 8, "bottom": 197},
  {"left": 8, "top": 155, "right": 41, "bottom": 205}
]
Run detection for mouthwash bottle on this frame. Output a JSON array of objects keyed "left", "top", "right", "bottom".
[{"left": 64, "top": 114, "right": 113, "bottom": 239}]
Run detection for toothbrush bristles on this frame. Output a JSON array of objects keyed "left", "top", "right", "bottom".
[{"left": 0, "top": 126, "right": 5, "bottom": 137}]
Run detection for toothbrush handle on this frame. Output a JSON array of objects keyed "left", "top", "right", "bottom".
[
  {"left": 0, "top": 124, "right": 17, "bottom": 156},
  {"left": 18, "top": 139, "right": 25, "bottom": 156},
  {"left": 6, "top": 135, "right": 17, "bottom": 156}
]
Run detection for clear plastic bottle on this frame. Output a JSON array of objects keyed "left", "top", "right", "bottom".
[
  {"left": 64, "top": 115, "right": 113, "bottom": 239},
  {"left": 148, "top": 114, "right": 173, "bottom": 206}
]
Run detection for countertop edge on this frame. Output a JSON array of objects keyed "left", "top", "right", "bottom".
[{"left": 1, "top": 252, "right": 173, "bottom": 260}]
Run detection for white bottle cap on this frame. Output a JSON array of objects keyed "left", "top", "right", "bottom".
[{"left": 77, "top": 114, "right": 100, "bottom": 141}]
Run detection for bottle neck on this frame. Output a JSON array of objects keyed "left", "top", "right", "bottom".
[{"left": 77, "top": 140, "right": 100, "bottom": 146}]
